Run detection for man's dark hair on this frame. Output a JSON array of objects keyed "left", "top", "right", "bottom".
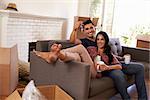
[
  {"left": 82, "top": 19, "right": 94, "bottom": 25},
  {"left": 81, "top": 20, "right": 94, "bottom": 31}
]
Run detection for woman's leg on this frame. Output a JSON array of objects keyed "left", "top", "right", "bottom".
[
  {"left": 121, "top": 62, "right": 148, "bottom": 100},
  {"left": 103, "top": 70, "right": 130, "bottom": 99}
]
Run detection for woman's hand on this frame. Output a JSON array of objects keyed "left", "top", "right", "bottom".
[
  {"left": 97, "top": 64, "right": 122, "bottom": 71},
  {"left": 97, "top": 64, "right": 109, "bottom": 71}
]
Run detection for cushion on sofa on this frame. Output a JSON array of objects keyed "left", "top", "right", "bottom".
[{"left": 109, "top": 38, "right": 122, "bottom": 56}]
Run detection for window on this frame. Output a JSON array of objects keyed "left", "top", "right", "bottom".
[
  {"left": 89, "top": 0, "right": 115, "bottom": 35},
  {"left": 113, "top": 0, "right": 150, "bottom": 47},
  {"left": 89, "top": 0, "right": 150, "bottom": 47}
]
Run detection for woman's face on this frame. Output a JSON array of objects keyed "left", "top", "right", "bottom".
[
  {"left": 96, "top": 34, "right": 106, "bottom": 49},
  {"left": 83, "top": 23, "right": 96, "bottom": 38}
]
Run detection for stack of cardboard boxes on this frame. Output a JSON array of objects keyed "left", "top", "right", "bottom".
[{"left": 0, "top": 45, "right": 18, "bottom": 100}]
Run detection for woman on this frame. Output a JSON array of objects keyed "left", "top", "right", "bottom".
[
  {"left": 92, "top": 31, "right": 122, "bottom": 71},
  {"left": 93, "top": 31, "right": 147, "bottom": 100}
]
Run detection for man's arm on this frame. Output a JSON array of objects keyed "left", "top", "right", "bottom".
[{"left": 69, "top": 21, "right": 82, "bottom": 44}]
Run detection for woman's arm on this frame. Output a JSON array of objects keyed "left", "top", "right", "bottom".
[
  {"left": 107, "top": 54, "right": 122, "bottom": 70},
  {"left": 108, "top": 64, "right": 122, "bottom": 70},
  {"left": 97, "top": 54, "right": 122, "bottom": 71},
  {"left": 97, "top": 64, "right": 122, "bottom": 71}
]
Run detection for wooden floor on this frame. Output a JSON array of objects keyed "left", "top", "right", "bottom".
[{"left": 110, "top": 79, "right": 150, "bottom": 100}]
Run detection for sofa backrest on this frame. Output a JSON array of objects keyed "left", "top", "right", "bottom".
[
  {"left": 36, "top": 40, "right": 50, "bottom": 51},
  {"left": 36, "top": 40, "right": 76, "bottom": 52},
  {"left": 36, "top": 38, "right": 122, "bottom": 56}
]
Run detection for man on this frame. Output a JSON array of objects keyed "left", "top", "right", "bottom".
[
  {"left": 34, "top": 20, "right": 98, "bottom": 78},
  {"left": 70, "top": 20, "right": 96, "bottom": 49}
]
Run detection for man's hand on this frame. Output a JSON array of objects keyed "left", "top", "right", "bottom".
[{"left": 74, "top": 21, "right": 83, "bottom": 31}]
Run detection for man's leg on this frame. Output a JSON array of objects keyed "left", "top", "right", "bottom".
[
  {"left": 34, "top": 43, "right": 62, "bottom": 63},
  {"left": 34, "top": 44, "right": 97, "bottom": 78},
  {"left": 60, "top": 44, "right": 97, "bottom": 78},
  {"left": 121, "top": 62, "right": 148, "bottom": 100},
  {"left": 104, "top": 70, "right": 130, "bottom": 99}
]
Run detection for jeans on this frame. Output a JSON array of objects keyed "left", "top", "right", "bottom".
[{"left": 102, "top": 62, "right": 148, "bottom": 100}]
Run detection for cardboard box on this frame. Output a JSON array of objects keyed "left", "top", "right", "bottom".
[
  {"left": 0, "top": 45, "right": 18, "bottom": 96},
  {"left": 6, "top": 85, "right": 73, "bottom": 100}
]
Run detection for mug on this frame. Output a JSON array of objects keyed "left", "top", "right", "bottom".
[
  {"left": 95, "top": 55, "right": 101, "bottom": 61},
  {"left": 124, "top": 54, "right": 131, "bottom": 64},
  {"left": 97, "top": 61, "right": 105, "bottom": 72}
]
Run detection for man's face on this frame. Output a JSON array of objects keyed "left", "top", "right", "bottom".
[{"left": 83, "top": 23, "right": 96, "bottom": 38}]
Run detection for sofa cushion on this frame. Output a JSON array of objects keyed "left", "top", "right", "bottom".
[
  {"left": 36, "top": 39, "right": 122, "bottom": 55},
  {"left": 109, "top": 38, "right": 122, "bottom": 56},
  {"left": 89, "top": 77, "right": 114, "bottom": 97}
]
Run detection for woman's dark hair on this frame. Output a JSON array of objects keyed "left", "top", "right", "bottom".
[{"left": 95, "top": 31, "right": 113, "bottom": 64}]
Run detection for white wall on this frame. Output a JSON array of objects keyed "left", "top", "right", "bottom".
[
  {"left": 77, "top": 0, "right": 90, "bottom": 16},
  {"left": 0, "top": 0, "right": 91, "bottom": 39}
]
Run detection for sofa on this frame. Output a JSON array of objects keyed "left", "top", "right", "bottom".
[{"left": 29, "top": 39, "right": 149, "bottom": 100}]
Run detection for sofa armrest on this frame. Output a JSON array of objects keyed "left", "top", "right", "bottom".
[
  {"left": 29, "top": 52, "right": 91, "bottom": 100},
  {"left": 122, "top": 46, "right": 150, "bottom": 63}
]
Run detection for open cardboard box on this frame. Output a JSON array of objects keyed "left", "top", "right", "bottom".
[{"left": 6, "top": 85, "right": 73, "bottom": 100}]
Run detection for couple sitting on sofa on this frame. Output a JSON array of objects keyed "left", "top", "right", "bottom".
[{"left": 34, "top": 20, "right": 147, "bottom": 100}]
